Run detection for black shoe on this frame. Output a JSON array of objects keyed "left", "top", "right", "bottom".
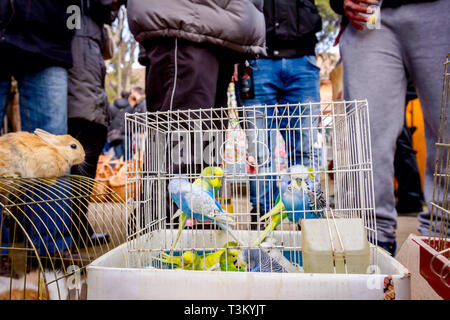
[
  {"left": 396, "top": 198, "right": 423, "bottom": 214},
  {"left": 378, "top": 240, "right": 397, "bottom": 257}
]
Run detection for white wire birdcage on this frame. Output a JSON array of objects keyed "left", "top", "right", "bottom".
[{"left": 124, "top": 99, "right": 377, "bottom": 274}]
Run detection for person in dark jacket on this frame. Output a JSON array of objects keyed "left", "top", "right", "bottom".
[
  {"left": 0, "top": 0, "right": 75, "bottom": 134},
  {"left": 126, "top": 0, "right": 266, "bottom": 232},
  {"left": 68, "top": 0, "right": 124, "bottom": 246},
  {"left": 109, "top": 90, "right": 130, "bottom": 120},
  {"left": 127, "top": 0, "right": 265, "bottom": 117},
  {"left": 238, "top": 0, "right": 323, "bottom": 228},
  {"left": 118, "top": 86, "right": 147, "bottom": 160},
  {"left": 0, "top": 0, "right": 76, "bottom": 275},
  {"left": 394, "top": 78, "right": 424, "bottom": 215},
  {"left": 330, "top": 0, "right": 450, "bottom": 255},
  {"left": 127, "top": 0, "right": 265, "bottom": 171},
  {"left": 129, "top": 86, "right": 146, "bottom": 114},
  {"left": 108, "top": 91, "right": 132, "bottom": 159},
  {"left": 68, "top": 0, "right": 117, "bottom": 179}
]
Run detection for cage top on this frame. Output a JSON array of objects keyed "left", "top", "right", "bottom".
[
  {"left": 0, "top": 175, "right": 130, "bottom": 210},
  {"left": 125, "top": 100, "right": 369, "bottom": 133}
]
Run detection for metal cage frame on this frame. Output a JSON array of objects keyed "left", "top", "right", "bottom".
[
  {"left": 124, "top": 100, "right": 377, "bottom": 273},
  {"left": 426, "top": 53, "right": 450, "bottom": 291},
  {"left": 0, "top": 176, "right": 127, "bottom": 300}
]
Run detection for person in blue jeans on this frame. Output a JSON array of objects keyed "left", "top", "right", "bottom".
[
  {"left": 238, "top": 0, "right": 323, "bottom": 227},
  {"left": 0, "top": 0, "right": 75, "bottom": 275}
]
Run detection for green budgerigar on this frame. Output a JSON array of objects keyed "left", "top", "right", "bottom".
[
  {"left": 155, "top": 250, "right": 202, "bottom": 270},
  {"left": 219, "top": 248, "right": 245, "bottom": 272},
  {"left": 156, "top": 242, "right": 245, "bottom": 272},
  {"left": 204, "top": 241, "right": 245, "bottom": 272}
]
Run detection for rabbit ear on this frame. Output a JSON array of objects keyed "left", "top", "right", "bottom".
[{"left": 34, "top": 128, "right": 59, "bottom": 145}]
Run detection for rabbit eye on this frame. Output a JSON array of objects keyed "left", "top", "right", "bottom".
[{"left": 70, "top": 144, "right": 77, "bottom": 149}]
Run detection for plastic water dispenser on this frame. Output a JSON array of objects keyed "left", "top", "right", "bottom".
[{"left": 301, "top": 218, "right": 371, "bottom": 274}]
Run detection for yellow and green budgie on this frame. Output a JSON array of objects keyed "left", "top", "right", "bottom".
[{"left": 156, "top": 242, "right": 244, "bottom": 272}]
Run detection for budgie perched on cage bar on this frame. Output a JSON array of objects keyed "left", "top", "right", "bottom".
[
  {"left": 252, "top": 165, "right": 326, "bottom": 246},
  {"left": 170, "top": 167, "right": 225, "bottom": 250},
  {"left": 168, "top": 171, "right": 242, "bottom": 245}
]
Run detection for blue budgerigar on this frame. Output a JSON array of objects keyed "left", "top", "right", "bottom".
[
  {"left": 169, "top": 173, "right": 242, "bottom": 244},
  {"left": 303, "top": 174, "right": 326, "bottom": 215},
  {"left": 239, "top": 247, "right": 287, "bottom": 273},
  {"left": 252, "top": 165, "right": 326, "bottom": 246},
  {"left": 170, "top": 167, "right": 224, "bottom": 250}
]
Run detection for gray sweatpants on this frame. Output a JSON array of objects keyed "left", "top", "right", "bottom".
[{"left": 340, "top": 0, "right": 450, "bottom": 243}]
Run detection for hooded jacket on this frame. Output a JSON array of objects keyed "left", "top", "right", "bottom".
[
  {"left": 127, "top": 0, "right": 267, "bottom": 57},
  {"left": 109, "top": 97, "right": 129, "bottom": 120},
  {"left": 67, "top": 0, "right": 116, "bottom": 127},
  {"left": 109, "top": 98, "right": 132, "bottom": 135}
]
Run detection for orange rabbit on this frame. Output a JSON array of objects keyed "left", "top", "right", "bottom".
[{"left": 0, "top": 129, "right": 85, "bottom": 178}]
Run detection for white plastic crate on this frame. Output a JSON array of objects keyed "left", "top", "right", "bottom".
[
  {"left": 87, "top": 230, "right": 410, "bottom": 300},
  {"left": 86, "top": 100, "right": 412, "bottom": 299}
]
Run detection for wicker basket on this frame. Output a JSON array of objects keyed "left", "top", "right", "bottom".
[
  {"left": 92, "top": 155, "right": 141, "bottom": 202},
  {"left": 90, "top": 178, "right": 111, "bottom": 202},
  {"left": 91, "top": 161, "right": 116, "bottom": 202},
  {"left": 108, "top": 164, "right": 138, "bottom": 202}
]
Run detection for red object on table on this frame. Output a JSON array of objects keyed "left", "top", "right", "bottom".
[{"left": 413, "top": 236, "right": 450, "bottom": 299}]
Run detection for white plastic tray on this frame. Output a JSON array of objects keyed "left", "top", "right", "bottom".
[{"left": 87, "top": 230, "right": 411, "bottom": 300}]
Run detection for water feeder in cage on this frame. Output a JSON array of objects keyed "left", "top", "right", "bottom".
[{"left": 301, "top": 216, "right": 370, "bottom": 274}]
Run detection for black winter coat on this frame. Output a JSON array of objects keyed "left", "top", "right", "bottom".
[
  {"left": 0, "top": 0, "right": 75, "bottom": 70},
  {"left": 67, "top": 0, "right": 116, "bottom": 127},
  {"left": 109, "top": 98, "right": 132, "bottom": 134},
  {"left": 132, "top": 99, "right": 147, "bottom": 115},
  {"left": 263, "top": 0, "right": 322, "bottom": 58}
]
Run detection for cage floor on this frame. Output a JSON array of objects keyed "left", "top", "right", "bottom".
[{"left": 87, "top": 233, "right": 411, "bottom": 300}]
